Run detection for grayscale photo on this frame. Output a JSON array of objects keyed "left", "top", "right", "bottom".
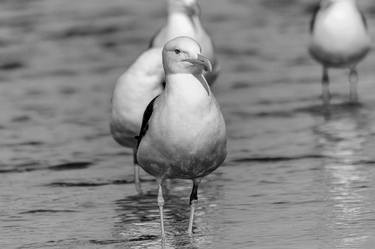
[{"left": 1, "top": 0, "right": 375, "bottom": 248}]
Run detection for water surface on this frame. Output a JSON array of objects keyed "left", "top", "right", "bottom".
[{"left": 1, "top": 0, "right": 375, "bottom": 248}]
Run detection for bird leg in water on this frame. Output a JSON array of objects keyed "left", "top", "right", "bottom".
[
  {"left": 349, "top": 68, "right": 359, "bottom": 103},
  {"left": 322, "top": 67, "right": 330, "bottom": 106},
  {"left": 157, "top": 180, "right": 166, "bottom": 240},
  {"left": 188, "top": 178, "right": 201, "bottom": 236},
  {"left": 133, "top": 149, "right": 143, "bottom": 195}
]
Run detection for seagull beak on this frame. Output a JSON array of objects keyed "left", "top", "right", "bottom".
[{"left": 184, "top": 54, "right": 213, "bottom": 73}]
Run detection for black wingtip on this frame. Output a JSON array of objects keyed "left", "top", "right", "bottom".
[
  {"left": 134, "top": 95, "right": 160, "bottom": 163},
  {"left": 309, "top": 3, "right": 321, "bottom": 33}
]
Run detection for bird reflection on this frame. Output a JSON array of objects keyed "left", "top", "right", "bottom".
[
  {"left": 313, "top": 104, "right": 372, "bottom": 249},
  {"left": 112, "top": 177, "right": 223, "bottom": 248}
]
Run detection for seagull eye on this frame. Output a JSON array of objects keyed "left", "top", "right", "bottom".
[{"left": 174, "top": 49, "right": 181, "bottom": 54}]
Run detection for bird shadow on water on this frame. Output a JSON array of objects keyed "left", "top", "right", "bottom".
[{"left": 311, "top": 101, "right": 375, "bottom": 249}]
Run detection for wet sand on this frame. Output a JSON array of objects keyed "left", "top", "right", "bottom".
[{"left": 1, "top": 0, "right": 375, "bottom": 248}]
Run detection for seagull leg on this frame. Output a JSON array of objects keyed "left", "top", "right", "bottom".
[
  {"left": 157, "top": 179, "right": 166, "bottom": 240},
  {"left": 322, "top": 66, "right": 330, "bottom": 106},
  {"left": 349, "top": 67, "right": 359, "bottom": 103},
  {"left": 188, "top": 178, "right": 201, "bottom": 236},
  {"left": 133, "top": 149, "right": 143, "bottom": 195}
]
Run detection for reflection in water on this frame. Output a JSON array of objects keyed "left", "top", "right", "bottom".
[
  {"left": 313, "top": 105, "right": 371, "bottom": 249},
  {"left": 112, "top": 178, "right": 223, "bottom": 248}
]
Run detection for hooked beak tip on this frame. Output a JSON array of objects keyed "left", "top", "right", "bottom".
[{"left": 197, "top": 54, "right": 213, "bottom": 73}]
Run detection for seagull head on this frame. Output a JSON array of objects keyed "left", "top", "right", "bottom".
[
  {"left": 162, "top": 36, "right": 212, "bottom": 75},
  {"left": 168, "top": 0, "right": 200, "bottom": 16}
]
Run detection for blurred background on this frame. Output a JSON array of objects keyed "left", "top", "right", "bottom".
[{"left": 1, "top": 0, "right": 375, "bottom": 248}]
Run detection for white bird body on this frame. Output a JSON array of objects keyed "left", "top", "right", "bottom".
[
  {"left": 137, "top": 74, "right": 226, "bottom": 179},
  {"left": 151, "top": 0, "right": 219, "bottom": 84},
  {"left": 135, "top": 37, "right": 226, "bottom": 239},
  {"left": 309, "top": 0, "right": 371, "bottom": 68},
  {"left": 111, "top": 48, "right": 164, "bottom": 148}
]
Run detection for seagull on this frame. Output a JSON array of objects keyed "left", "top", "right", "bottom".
[
  {"left": 110, "top": 47, "right": 164, "bottom": 194},
  {"left": 135, "top": 36, "right": 227, "bottom": 239},
  {"left": 149, "top": 0, "right": 220, "bottom": 85},
  {"left": 309, "top": 0, "right": 371, "bottom": 105}
]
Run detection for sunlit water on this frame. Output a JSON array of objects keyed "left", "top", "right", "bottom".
[{"left": 1, "top": 0, "right": 375, "bottom": 248}]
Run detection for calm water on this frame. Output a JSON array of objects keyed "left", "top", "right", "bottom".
[{"left": 1, "top": 0, "right": 375, "bottom": 248}]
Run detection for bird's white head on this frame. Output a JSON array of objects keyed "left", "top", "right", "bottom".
[
  {"left": 168, "top": 0, "right": 200, "bottom": 16},
  {"left": 162, "top": 36, "right": 212, "bottom": 75}
]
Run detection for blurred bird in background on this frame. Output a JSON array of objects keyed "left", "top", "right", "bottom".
[
  {"left": 309, "top": 0, "right": 371, "bottom": 105},
  {"left": 135, "top": 37, "right": 227, "bottom": 239},
  {"left": 110, "top": 48, "right": 164, "bottom": 194},
  {"left": 150, "top": 0, "right": 220, "bottom": 84},
  {"left": 110, "top": 0, "right": 220, "bottom": 194}
]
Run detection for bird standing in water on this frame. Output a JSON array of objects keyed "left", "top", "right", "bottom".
[
  {"left": 309, "top": 0, "right": 371, "bottom": 105},
  {"left": 135, "top": 37, "right": 227, "bottom": 239},
  {"left": 110, "top": 48, "right": 164, "bottom": 194},
  {"left": 150, "top": 0, "right": 220, "bottom": 84}
]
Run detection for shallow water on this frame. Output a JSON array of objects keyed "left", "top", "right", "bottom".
[{"left": 1, "top": 0, "right": 375, "bottom": 248}]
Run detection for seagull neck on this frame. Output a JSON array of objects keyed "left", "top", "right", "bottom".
[
  {"left": 165, "top": 73, "right": 210, "bottom": 98},
  {"left": 167, "top": 1, "right": 200, "bottom": 20}
]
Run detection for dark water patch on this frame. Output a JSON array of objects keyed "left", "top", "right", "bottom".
[
  {"left": 97, "top": 7, "right": 135, "bottom": 18},
  {"left": 0, "top": 162, "right": 39, "bottom": 174},
  {"left": 19, "top": 209, "right": 77, "bottom": 214},
  {"left": 96, "top": 150, "right": 133, "bottom": 157},
  {"left": 47, "top": 69, "right": 79, "bottom": 77},
  {"left": 21, "top": 105, "right": 55, "bottom": 117},
  {"left": 230, "top": 81, "right": 252, "bottom": 90},
  {"left": 354, "top": 159, "right": 375, "bottom": 165},
  {"left": 25, "top": 88, "right": 44, "bottom": 96},
  {"left": 11, "top": 115, "right": 31, "bottom": 123},
  {"left": 89, "top": 239, "right": 132, "bottom": 245},
  {"left": 90, "top": 65, "right": 116, "bottom": 74},
  {"left": 48, "top": 182, "right": 110, "bottom": 187},
  {"left": 15, "top": 141, "right": 44, "bottom": 146},
  {"left": 59, "top": 86, "right": 78, "bottom": 95},
  {"left": 125, "top": 35, "right": 149, "bottom": 46},
  {"left": 272, "top": 201, "right": 290, "bottom": 205},
  {"left": 219, "top": 46, "right": 259, "bottom": 57},
  {"left": 234, "top": 62, "right": 259, "bottom": 73},
  {"left": 287, "top": 55, "right": 313, "bottom": 67},
  {"left": 46, "top": 178, "right": 155, "bottom": 188},
  {"left": 259, "top": 180, "right": 281, "bottom": 185},
  {"left": 249, "top": 193, "right": 265, "bottom": 198},
  {"left": 48, "top": 162, "right": 92, "bottom": 171},
  {"left": 272, "top": 199, "right": 322, "bottom": 206},
  {"left": 231, "top": 110, "right": 295, "bottom": 119},
  {"left": 128, "top": 234, "right": 159, "bottom": 242},
  {"left": 295, "top": 101, "right": 366, "bottom": 116},
  {"left": 354, "top": 185, "right": 369, "bottom": 189},
  {"left": 100, "top": 40, "right": 118, "bottom": 49},
  {"left": 260, "top": 0, "right": 298, "bottom": 10},
  {"left": 50, "top": 25, "right": 120, "bottom": 39},
  {"left": 0, "top": 162, "right": 91, "bottom": 174},
  {"left": 256, "top": 95, "right": 317, "bottom": 105},
  {"left": 252, "top": 110, "right": 295, "bottom": 118},
  {"left": 83, "top": 132, "right": 110, "bottom": 141},
  {"left": 232, "top": 154, "right": 326, "bottom": 164},
  {"left": 208, "top": 14, "right": 230, "bottom": 22},
  {"left": 0, "top": 60, "right": 25, "bottom": 71}
]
